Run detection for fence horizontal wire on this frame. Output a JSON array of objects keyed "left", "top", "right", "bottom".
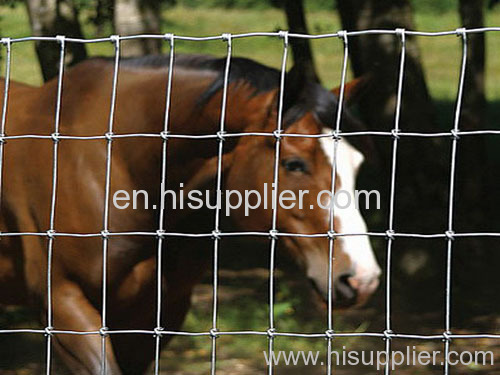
[
  {"left": 5, "top": 26, "right": 500, "bottom": 45},
  {"left": 0, "top": 328, "right": 499, "bottom": 340},
  {"left": 1, "top": 27, "right": 500, "bottom": 375},
  {"left": 0, "top": 129, "right": 499, "bottom": 141},
  {"left": 1, "top": 230, "right": 500, "bottom": 239}
]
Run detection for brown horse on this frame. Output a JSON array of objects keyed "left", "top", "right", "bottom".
[{"left": 0, "top": 54, "right": 380, "bottom": 374}]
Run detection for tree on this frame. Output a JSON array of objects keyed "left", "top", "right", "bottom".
[
  {"left": 459, "top": 0, "right": 486, "bottom": 129},
  {"left": 113, "top": 0, "right": 162, "bottom": 56},
  {"left": 335, "top": 0, "right": 446, "bottom": 311},
  {"left": 282, "top": 0, "right": 319, "bottom": 82},
  {"left": 25, "top": 0, "right": 88, "bottom": 81},
  {"left": 336, "top": 0, "right": 435, "bottom": 132}
]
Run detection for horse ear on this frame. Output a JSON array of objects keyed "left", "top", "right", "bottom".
[
  {"left": 184, "top": 152, "right": 234, "bottom": 193},
  {"left": 331, "top": 74, "right": 371, "bottom": 106}
]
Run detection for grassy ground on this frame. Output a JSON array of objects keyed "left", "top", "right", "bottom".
[
  {"left": 1, "top": 4, "right": 500, "bottom": 374},
  {"left": 2, "top": 5, "right": 500, "bottom": 101}
]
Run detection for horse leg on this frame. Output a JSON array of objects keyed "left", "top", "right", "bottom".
[
  {"left": 111, "top": 286, "right": 194, "bottom": 375},
  {"left": 110, "top": 257, "right": 157, "bottom": 374},
  {"left": 51, "top": 280, "right": 122, "bottom": 375}
]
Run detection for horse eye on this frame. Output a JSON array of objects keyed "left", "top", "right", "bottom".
[{"left": 282, "top": 157, "right": 309, "bottom": 173}]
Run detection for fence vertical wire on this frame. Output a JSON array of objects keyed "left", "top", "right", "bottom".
[
  {"left": 267, "top": 30, "right": 289, "bottom": 375},
  {"left": 100, "top": 35, "right": 120, "bottom": 375},
  {"left": 325, "top": 30, "right": 349, "bottom": 375},
  {"left": 44, "top": 35, "right": 66, "bottom": 375},
  {"left": 443, "top": 28, "right": 467, "bottom": 375},
  {"left": 383, "top": 28, "right": 406, "bottom": 375},
  {"left": 153, "top": 33, "right": 175, "bottom": 375},
  {"left": 0, "top": 38, "right": 11, "bottom": 206},
  {"left": 209, "top": 33, "right": 233, "bottom": 375}
]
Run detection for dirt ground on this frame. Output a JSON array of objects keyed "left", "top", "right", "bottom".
[{"left": 1, "top": 267, "right": 498, "bottom": 375}]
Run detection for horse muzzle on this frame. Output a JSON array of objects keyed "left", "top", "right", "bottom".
[{"left": 334, "top": 272, "right": 380, "bottom": 308}]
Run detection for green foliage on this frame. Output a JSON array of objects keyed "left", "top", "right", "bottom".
[
  {"left": 174, "top": 0, "right": 461, "bottom": 12},
  {"left": 174, "top": 0, "right": 334, "bottom": 10},
  {"left": 411, "top": 0, "right": 458, "bottom": 13},
  {"left": 175, "top": 0, "right": 272, "bottom": 9}
]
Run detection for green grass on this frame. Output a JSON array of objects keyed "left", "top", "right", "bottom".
[{"left": 3, "top": 4, "right": 500, "bottom": 101}]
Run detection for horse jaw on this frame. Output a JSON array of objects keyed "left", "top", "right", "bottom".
[{"left": 317, "top": 129, "right": 381, "bottom": 307}]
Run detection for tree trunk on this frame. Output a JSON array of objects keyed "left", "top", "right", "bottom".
[
  {"left": 283, "top": 0, "right": 319, "bottom": 82},
  {"left": 113, "top": 0, "right": 162, "bottom": 57},
  {"left": 336, "top": 0, "right": 434, "bottom": 132},
  {"left": 459, "top": 0, "right": 486, "bottom": 129},
  {"left": 337, "top": 0, "right": 442, "bottom": 310},
  {"left": 93, "top": 0, "right": 114, "bottom": 36},
  {"left": 25, "top": 0, "right": 87, "bottom": 82},
  {"left": 454, "top": 0, "right": 492, "bottom": 300},
  {"left": 456, "top": 0, "right": 487, "bottom": 217}
]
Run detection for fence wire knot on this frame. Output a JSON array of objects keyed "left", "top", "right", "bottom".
[
  {"left": 269, "top": 229, "right": 279, "bottom": 240},
  {"left": 445, "top": 230, "right": 455, "bottom": 241},
  {"left": 455, "top": 28, "right": 466, "bottom": 38},
  {"left": 55, "top": 35, "right": 66, "bottom": 46},
  {"left": 395, "top": 28, "right": 406, "bottom": 44},
  {"left": 1, "top": 37, "right": 11, "bottom": 46},
  {"left": 278, "top": 30, "right": 289, "bottom": 46},
  {"left": 46, "top": 229, "right": 56, "bottom": 240},
  {"left": 105, "top": 132, "right": 114, "bottom": 142},
  {"left": 337, "top": 30, "right": 348, "bottom": 44},
  {"left": 110, "top": 35, "right": 120, "bottom": 44},
  {"left": 267, "top": 328, "right": 276, "bottom": 338},
  {"left": 327, "top": 230, "right": 336, "bottom": 240},
  {"left": 51, "top": 132, "right": 60, "bottom": 143},
  {"left": 325, "top": 329, "right": 335, "bottom": 339},
  {"left": 209, "top": 328, "right": 219, "bottom": 339},
  {"left": 443, "top": 330, "right": 452, "bottom": 342},
  {"left": 216, "top": 131, "right": 226, "bottom": 142},
  {"left": 156, "top": 230, "right": 165, "bottom": 239},
  {"left": 154, "top": 327, "right": 164, "bottom": 337},
  {"left": 99, "top": 327, "right": 109, "bottom": 337},
  {"left": 164, "top": 33, "right": 174, "bottom": 41},
  {"left": 450, "top": 129, "right": 460, "bottom": 140},
  {"left": 101, "top": 230, "right": 110, "bottom": 239},
  {"left": 331, "top": 130, "right": 341, "bottom": 141},
  {"left": 0, "top": 134, "right": 5, "bottom": 145},
  {"left": 391, "top": 129, "right": 400, "bottom": 139},
  {"left": 211, "top": 230, "right": 221, "bottom": 240},
  {"left": 273, "top": 129, "right": 282, "bottom": 140},
  {"left": 383, "top": 329, "right": 393, "bottom": 341},
  {"left": 221, "top": 33, "right": 232, "bottom": 43},
  {"left": 160, "top": 130, "right": 170, "bottom": 140},
  {"left": 44, "top": 326, "right": 53, "bottom": 337},
  {"left": 385, "top": 229, "right": 396, "bottom": 241}
]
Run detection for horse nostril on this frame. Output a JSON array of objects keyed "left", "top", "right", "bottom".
[{"left": 335, "top": 273, "right": 357, "bottom": 301}]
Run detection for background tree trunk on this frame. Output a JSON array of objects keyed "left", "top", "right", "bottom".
[
  {"left": 336, "top": 0, "right": 444, "bottom": 310},
  {"left": 336, "top": 0, "right": 434, "bottom": 132},
  {"left": 459, "top": 0, "right": 486, "bottom": 128},
  {"left": 455, "top": 0, "right": 487, "bottom": 221},
  {"left": 113, "top": 0, "right": 162, "bottom": 57},
  {"left": 282, "top": 0, "right": 319, "bottom": 82},
  {"left": 25, "top": 0, "right": 87, "bottom": 81}
]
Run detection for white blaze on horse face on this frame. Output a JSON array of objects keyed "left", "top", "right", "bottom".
[{"left": 318, "top": 129, "right": 381, "bottom": 299}]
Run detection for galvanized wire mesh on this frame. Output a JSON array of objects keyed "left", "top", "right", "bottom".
[{"left": 1, "top": 28, "right": 500, "bottom": 375}]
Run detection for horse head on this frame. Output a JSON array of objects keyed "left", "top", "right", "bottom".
[{"left": 217, "top": 69, "right": 381, "bottom": 308}]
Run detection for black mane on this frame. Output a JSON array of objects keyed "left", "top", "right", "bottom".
[{"left": 107, "top": 54, "right": 350, "bottom": 129}]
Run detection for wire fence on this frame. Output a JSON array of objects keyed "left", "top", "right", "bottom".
[{"left": 1, "top": 27, "right": 500, "bottom": 375}]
